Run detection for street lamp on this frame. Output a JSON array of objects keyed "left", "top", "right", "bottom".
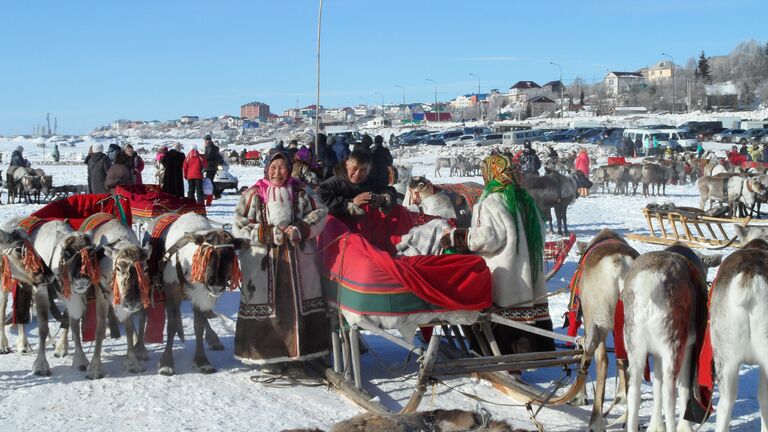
[
  {"left": 426, "top": 78, "right": 437, "bottom": 122},
  {"left": 662, "top": 52, "right": 675, "bottom": 114},
  {"left": 394, "top": 85, "right": 405, "bottom": 108},
  {"left": 374, "top": 91, "right": 384, "bottom": 116},
  {"left": 469, "top": 73, "right": 482, "bottom": 121},
  {"left": 549, "top": 62, "right": 563, "bottom": 118}
]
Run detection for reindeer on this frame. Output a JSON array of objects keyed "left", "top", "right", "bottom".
[
  {"left": 522, "top": 171, "right": 579, "bottom": 236},
  {"left": 707, "top": 225, "right": 768, "bottom": 431},
  {"left": 148, "top": 212, "right": 248, "bottom": 376},
  {"left": 597, "top": 164, "right": 630, "bottom": 195},
  {"left": 569, "top": 230, "right": 638, "bottom": 431},
  {"left": 697, "top": 174, "right": 767, "bottom": 217},
  {"left": 623, "top": 244, "right": 720, "bottom": 432},
  {"left": 406, "top": 176, "right": 474, "bottom": 228},
  {"left": 641, "top": 163, "right": 672, "bottom": 197},
  {"left": 0, "top": 227, "right": 59, "bottom": 376},
  {"left": 434, "top": 157, "right": 452, "bottom": 177},
  {"left": 626, "top": 163, "right": 643, "bottom": 195}
]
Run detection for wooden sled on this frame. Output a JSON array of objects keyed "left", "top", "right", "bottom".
[{"left": 625, "top": 205, "right": 768, "bottom": 249}]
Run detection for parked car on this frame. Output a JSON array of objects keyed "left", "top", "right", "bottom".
[
  {"left": 396, "top": 130, "right": 432, "bottom": 146},
  {"left": 575, "top": 128, "right": 606, "bottom": 143},
  {"left": 731, "top": 128, "right": 768, "bottom": 144},
  {"left": 445, "top": 134, "right": 476, "bottom": 146},
  {"left": 587, "top": 128, "right": 624, "bottom": 147},
  {"left": 713, "top": 129, "right": 746, "bottom": 143},
  {"left": 696, "top": 126, "right": 726, "bottom": 141},
  {"left": 474, "top": 133, "right": 504, "bottom": 146},
  {"left": 657, "top": 129, "right": 700, "bottom": 150}
]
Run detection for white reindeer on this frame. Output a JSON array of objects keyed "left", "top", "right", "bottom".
[{"left": 708, "top": 225, "right": 768, "bottom": 432}]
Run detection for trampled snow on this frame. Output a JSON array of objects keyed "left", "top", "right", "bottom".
[{"left": 0, "top": 137, "right": 763, "bottom": 431}]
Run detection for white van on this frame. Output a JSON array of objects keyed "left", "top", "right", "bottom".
[
  {"left": 657, "top": 128, "right": 700, "bottom": 150},
  {"left": 622, "top": 129, "right": 671, "bottom": 154},
  {"left": 502, "top": 129, "right": 544, "bottom": 146}
]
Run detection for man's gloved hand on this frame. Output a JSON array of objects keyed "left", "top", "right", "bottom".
[{"left": 439, "top": 228, "right": 469, "bottom": 254}]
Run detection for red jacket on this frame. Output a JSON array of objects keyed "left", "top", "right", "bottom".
[
  {"left": 574, "top": 152, "right": 590, "bottom": 176},
  {"left": 183, "top": 150, "right": 207, "bottom": 180},
  {"left": 727, "top": 150, "right": 746, "bottom": 167}
]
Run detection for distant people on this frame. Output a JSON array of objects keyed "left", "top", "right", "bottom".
[
  {"left": 161, "top": 142, "right": 185, "bottom": 197},
  {"left": 154, "top": 145, "right": 168, "bottom": 185},
  {"left": 623, "top": 136, "right": 635, "bottom": 158},
  {"left": 105, "top": 151, "right": 134, "bottom": 191},
  {"left": 275, "top": 140, "right": 285, "bottom": 150},
  {"left": 183, "top": 144, "right": 206, "bottom": 204},
  {"left": 389, "top": 133, "right": 395, "bottom": 146},
  {"left": 749, "top": 144, "right": 762, "bottom": 163},
  {"left": 369, "top": 135, "right": 393, "bottom": 188},
  {"left": 10, "top": 146, "right": 29, "bottom": 168},
  {"left": 239, "top": 148, "right": 247, "bottom": 164},
  {"left": 763, "top": 144, "right": 768, "bottom": 164},
  {"left": 322, "top": 135, "right": 337, "bottom": 179},
  {"left": 287, "top": 139, "right": 299, "bottom": 161},
  {"left": 107, "top": 143, "right": 122, "bottom": 162},
  {"left": 123, "top": 144, "right": 144, "bottom": 184},
  {"left": 357, "top": 134, "right": 373, "bottom": 151},
  {"left": 202, "top": 135, "right": 221, "bottom": 184},
  {"left": 85, "top": 143, "right": 111, "bottom": 194},
  {"left": 52, "top": 143, "right": 60, "bottom": 163},
  {"left": 740, "top": 142, "right": 750, "bottom": 159},
  {"left": 727, "top": 145, "right": 746, "bottom": 166},
  {"left": 519, "top": 142, "right": 542, "bottom": 176},
  {"left": 696, "top": 142, "right": 705, "bottom": 159},
  {"left": 574, "top": 147, "right": 591, "bottom": 197},
  {"left": 331, "top": 135, "right": 351, "bottom": 167}
]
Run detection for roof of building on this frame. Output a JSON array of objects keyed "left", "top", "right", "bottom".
[
  {"left": 241, "top": 101, "right": 269, "bottom": 107},
  {"left": 510, "top": 81, "right": 541, "bottom": 90},
  {"left": 528, "top": 96, "right": 556, "bottom": 104},
  {"left": 606, "top": 71, "right": 645, "bottom": 78},
  {"left": 648, "top": 60, "right": 675, "bottom": 70},
  {"left": 543, "top": 80, "right": 563, "bottom": 88}
]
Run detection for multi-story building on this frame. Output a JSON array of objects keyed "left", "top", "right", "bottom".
[
  {"left": 642, "top": 60, "right": 675, "bottom": 82},
  {"left": 240, "top": 102, "right": 271, "bottom": 122},
  {"left": 603, "top": 71, "right": 645, "bottom": 97}
]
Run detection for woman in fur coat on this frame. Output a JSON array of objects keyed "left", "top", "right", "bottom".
[
  {"left": 441, "top": 154, "right": 554, "bottom": 354},
  {"left": 232, "top": 150, "right": 329, "bottom": 370}
]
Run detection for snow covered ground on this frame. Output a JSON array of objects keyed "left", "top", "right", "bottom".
[{"left": 0, "top": 138, "right": 763, "bottom": 431}]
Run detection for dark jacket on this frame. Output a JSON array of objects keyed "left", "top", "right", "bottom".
[
  {"left": 161, "top": 149, "right": 185, "bottom": 197},
  {"left": 317, "top": 165, "right": 397, "bottom": 218},
  {"left": 10, "top": 150, "right": 27, "bottom": 167},
  {"left": 203, "top": 143, "right": 221, "bottom": 173},
  {"left": 105, "top": 163, "right": 132, "bottom": 190},
  {"left": 86, "top": 152, "right": 111, "bottom": 194},
  {"left": 107, "top": 144, "right": 121, "bottom": 162},
  {"left": 331, "top": 137, "right": 351, "bottom": 164},
  {"left": 370, "top": 143, "right": 394, "bottom": 188},
  {"left": 520, "top": 149, "right": 542, "bottom": 174}
]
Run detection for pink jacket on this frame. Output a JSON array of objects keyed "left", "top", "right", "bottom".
[{"left": 574, "top": 152, "right": 590, "bottom": 176}]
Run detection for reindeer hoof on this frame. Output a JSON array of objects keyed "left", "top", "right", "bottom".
[
  {"left": 133, "top": 346, "right": 150, "bottom": 361},
  {"left": 0, "top": 347, "right": 11, "bottom": 355},
  {"left": 33, "top": 359, "right": 51, "bottom": 377},
  {"left": 86, "top": 370, "right": 105, "bottom": 380},
  {"left": 158, "top": 366, "right": 175, "bottom": 376},
  {"left": 33, "top": 367, "right": 52, "bottom": 377},
  {"left": 126, "top": 361, "right": 145, "bottom": 374},
  {"left": 194, "top": 363, "right": 216, "bottom": 374},
  {"left": 207, "top": 341, "right": 225, "bottom": 351}
]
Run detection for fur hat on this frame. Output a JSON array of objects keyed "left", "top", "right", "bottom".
[
  {"left": 16, "top": 145, "right": 23, "bottom": 152},
  {"left": 92, "top": 143, "right": 104, "bottom": 153},
  {"left": 174, "top": 142, "right": 183, "bottom": 151},
  {"left": 263, "top": 149, "right": 292, "bottom": 177}
]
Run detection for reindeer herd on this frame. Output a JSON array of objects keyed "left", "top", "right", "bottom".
[{"left": 3, "top": 166, "right": 54, "bottom": 204}]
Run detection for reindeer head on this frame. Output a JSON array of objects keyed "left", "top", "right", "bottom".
[
  {"left": 734, "top": 224, "right": 768, "bottom": 245},
  {"left": 408, "top": 176, "right": 436, "bottom": 205},
  {"left": 57, "top": 233, "right": 101, "bottom": 298},
  {"left": 40, "top": 175, "right": 53, "bottom": 194},
  {"left": 188, "top": 230, "right": 249, "bottom": 297},
  {"left": 0, "top": 229, "right": 52, "bottom": 288},
  {"left": 105, "top": 243, "right": 151, "bottom": 313},
  {"left": 21, "top": 175, "right": 39, "bottom": 192}
]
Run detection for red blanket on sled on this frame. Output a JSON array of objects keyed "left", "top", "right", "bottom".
[
  {"left": 115, "top": 184, "right": 205, "bottom": 219},
  {"left": 31, "top": 194, "right": 132, "bottom": 229},
  {"left": 320, "top": 206, "right": 492, "bottom": 312}
]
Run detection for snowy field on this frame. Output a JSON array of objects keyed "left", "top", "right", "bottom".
[{"left": 0, "top": 137, "right": 763, "bottom": 431}]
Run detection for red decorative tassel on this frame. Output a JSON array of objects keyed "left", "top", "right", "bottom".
[
  {"left": 134, "top": 262, "right": 151, "bottom": 309},
  {"left": 80, "top": 248, "right": 101, "bottom": 286},
  {"left": 60, "top": 267, "right": 72, "bottom": 299},
  {"left": 190, "top": 245, "right": 214, "bottom": 284},
  {"left": 1, "top": 256, "right": 13, "bottom": 293},
  {"left": 111, "top": 272, "right": 120, "bottom": 306},
  {"left": 229, "top": 253, "right": 242, "bottom": 291},
  {"left": 22, "top": 239, "right": 43, "bottom": 274}
]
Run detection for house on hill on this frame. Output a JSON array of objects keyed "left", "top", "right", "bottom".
[
  {"left": 526, "top": 96, "right": 556, "bottom": 118},
  {"left": 603, "top": 71, "right": 645, "bottom": 97},
  {"left": 508, "top": 81, "right": 542, "bottom": 103}
]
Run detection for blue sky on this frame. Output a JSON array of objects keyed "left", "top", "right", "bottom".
[{"left": 1, "top": 0, "right": 766, "bottom": 134}]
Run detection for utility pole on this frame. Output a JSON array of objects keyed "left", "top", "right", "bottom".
[
  {"left": 314, "top": 0, "right": 324, "bottom": 156},
  {"left": 426, "top": 79, "right": 437, "bottom": 123},
  {"left": 549, "top": 62, "right": 563, "bottom": 118},
  {"left": 662, "top": 53, "right": 675, "bottom": 114},
  {"left": 54, "top": 117, "right": 57, "bottom": 135},
  {"left": 46, "top": 113, "right": 51, "bottom": 136},
  {"left": 469, "top": 73, "right": 482, "bottom": 121}
]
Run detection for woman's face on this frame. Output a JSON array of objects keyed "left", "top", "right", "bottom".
[
  {"left": 125, "top": 147, "right": 134, "bottom": 156},
  {"left": 268, "top": 158, "right": 289, "bottom": 186}
]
